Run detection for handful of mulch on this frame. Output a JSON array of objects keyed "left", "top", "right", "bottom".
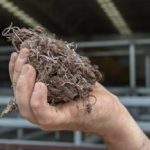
[{"left": 0, "top": 24, "right": 102, "bottom": 117}]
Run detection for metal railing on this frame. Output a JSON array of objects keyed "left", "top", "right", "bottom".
[{"left": 0, "top": 38, "right": 150, "bottom": 148}]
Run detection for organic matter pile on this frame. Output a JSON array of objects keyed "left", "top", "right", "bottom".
[{"left": 0, "top": 24, "right": 102, "bottom": 117}]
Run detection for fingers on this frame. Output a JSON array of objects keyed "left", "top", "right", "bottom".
[
  {"left": 30, "top": 82, "right": 67, "bottom": 131},
  {"left": 16, "top": 64, "right": 37, "bottom": 123},
  {"left": 9, "top": 52, "right": 18, "bottom": 81},
  {"left": 13, "top": 48, "right": 29, "bottom": 90},
  {"left": 12, "top": 48, "right": 81, "bottom": 130}
]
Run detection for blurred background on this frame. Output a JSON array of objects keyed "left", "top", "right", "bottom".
[{"left": 0, "top": 0, "right": 150, "bottom": 149}]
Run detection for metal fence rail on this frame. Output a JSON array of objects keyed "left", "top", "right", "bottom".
[{"left": 0, "top": 38, "right": 150, "bottom": 148}]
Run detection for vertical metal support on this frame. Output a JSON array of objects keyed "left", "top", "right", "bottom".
[
  {"left": 129, "top": 44, "right": 136, "bottom": 89},
  {"left": 17, "top": 128, "right": 23, "bottom": 139},
  {"left": 73, "top": 131, "right": 82, "bottom": 146},
  {"left": 54, "top": 131, "right": 60, "bottom": 140},
  {"left": 145, "top": 54, "right": 150, "bottom": 87}
]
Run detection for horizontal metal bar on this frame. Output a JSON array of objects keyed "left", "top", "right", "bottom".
[
  {"left": 0, "top": 50, "right": 146, "bottom": 60},
  {"left": 79, "top": 49, "right": 145, "bottom": 57},
  {"left": 0, "top": 49, "right": 149, "bottom": 61},
  {"left": 0, "top": 128, "right": 15, "bottom": 134},
  {"left": 119, "top": 96, "right": 150, "bottom": 106},
  {"left": 0, "top": 90, "right": 13, "bottom": 96},
  {"left": 108, "top": 87, "right": 150, "bottom": 95},
  {"left": 0, "top": 139, "right": 105, "bottom": 149},
  {"left": 78, "top": 40, "right": 130, "bottom": 48},
  {"left": 0, "top": 46, "right": 14, "bottom": 53},
  {"left": 77, "top": 39, "right": 150, "bottom": 48},
  {"left": 137, "top": 87, "right": 150, "bottom": 94},
  {"left": 0, "top": 119, "right": 149, "bottom": 138},
  {"left": 0, "top": 39, "right": 149, "bottom": 53},
  {"left": 23, "top": 131, "right": 48, "bottom": 140},
  {"left": 135, "top": 39, "right": 150, "bottom": 45},
  {"left": 138, "top": 121, "right": 150, "bottom": 133},
  {"left": 0, "top": 56, "right": 10, "bottom": 61},
  {"left": 108, "top": 87, "right": 131, "bottom": 94},
  {"left": 0, "top": 118, "right": 37, "bottom": 129},
  {"left": 0, "top": 96, "right": 11, "bottom": 104}
]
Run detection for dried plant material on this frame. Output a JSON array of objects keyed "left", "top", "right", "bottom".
[{"left": 0, "top": 24, "right": 102, "bottom": 117}]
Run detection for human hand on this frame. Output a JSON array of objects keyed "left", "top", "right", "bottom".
[
  {"left": 9, "top": 48, "right": 122, "bottom": 133},
  {"left": 9, "top": 48, "right": 150, "bottom": 150}
]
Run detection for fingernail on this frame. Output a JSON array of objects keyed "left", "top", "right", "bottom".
[
  {"left": 19, "top": 50, "right": 28, "bottom": 59},
  {"left": 21, "top": 66, "right": 29, "bottom": 75},
  {"left": 34, "top": 83, "right": 41, "bottom": 92}
]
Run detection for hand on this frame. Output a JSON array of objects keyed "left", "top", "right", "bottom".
[
  {"left": 9, "top": 48, "right": 121, "bottom": 133},
  {"left": 9, "top": 48, "right": 150, "bottom": 149}
]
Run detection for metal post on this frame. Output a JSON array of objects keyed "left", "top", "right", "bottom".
[
  {"left": 73, "top": 131, "right": 82, "bottom": 146},
  {"left": 129, "top": 44, "right": 136, "bottom": 89},
  {"left": 17, "top": 128, "right": 23, "bottom": 139},
  {"left": 145, "top": 55, "right": 150, "bottom": 87},
  {"left": 54, "top": 131, "right": 60, "bottom": 140}
]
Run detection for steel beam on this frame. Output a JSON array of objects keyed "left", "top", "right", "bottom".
[
  {"left": 129, "top": 44, "right": 136, "bottom": 89},
  {"left": 145, "top": 54, "right": 150, "bottom": 87}
]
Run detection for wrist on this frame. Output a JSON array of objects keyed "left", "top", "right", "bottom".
[
  {"left": 100, "top": 103, "right": 149, "bottom": 150},
  {"left": 77, "top": 83, "right": 150, "bottom": 150}
]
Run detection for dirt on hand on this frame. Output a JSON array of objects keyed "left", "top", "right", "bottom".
[{"left": 0, "top": 24, "right": 102, "bottom": 117}]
